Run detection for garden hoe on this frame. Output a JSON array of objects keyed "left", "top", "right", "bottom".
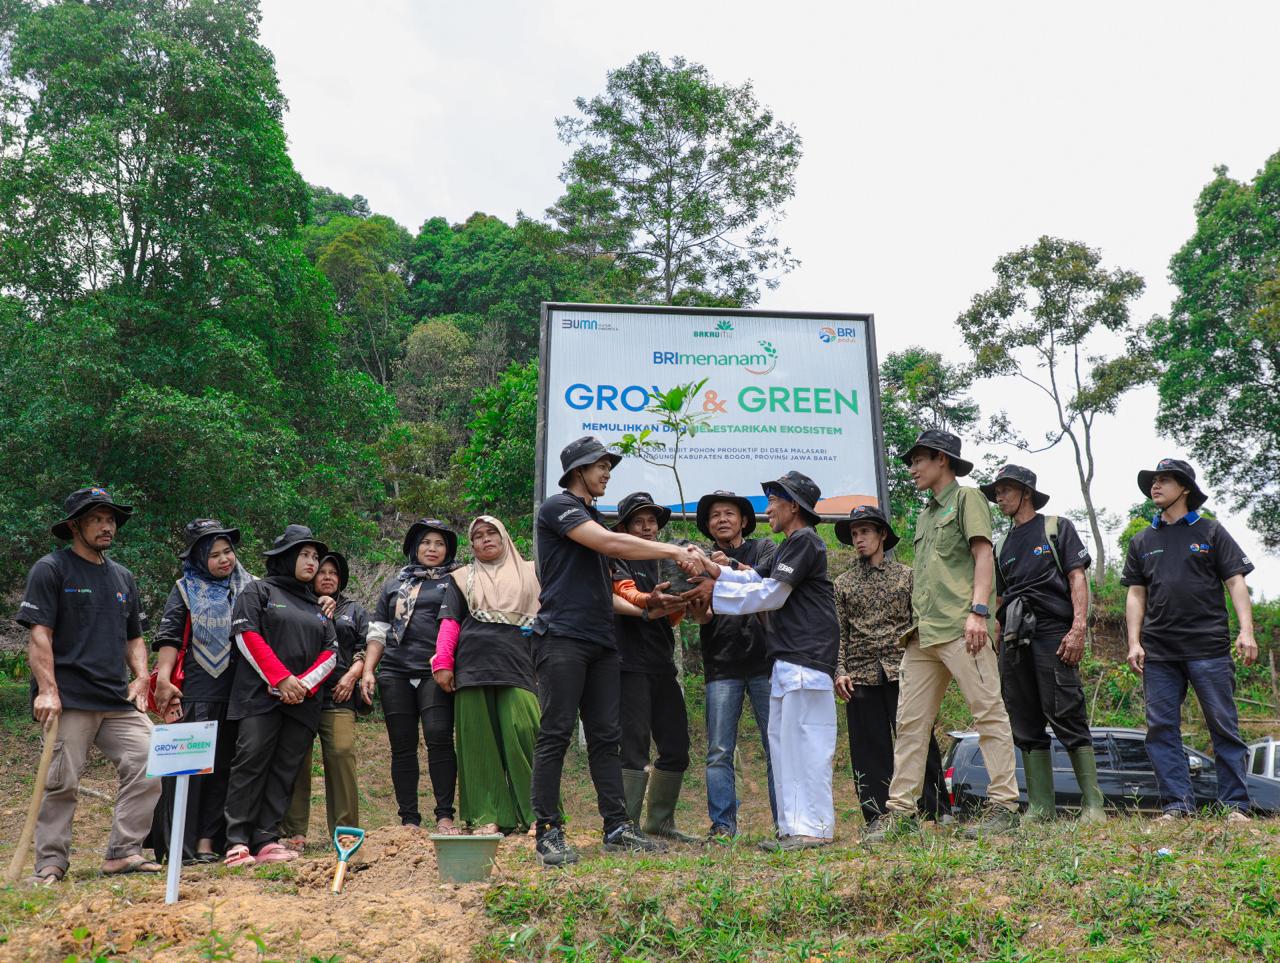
[
  {"left": 6, "top": 715, "right": 59, "bottom": 883},
  {"left": 330, "top": 825, "right": 365, "bottom": 894}
]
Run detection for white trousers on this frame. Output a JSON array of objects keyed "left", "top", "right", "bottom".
[{"left": 768, "top": 660, "right": 837, "bottom": 838}]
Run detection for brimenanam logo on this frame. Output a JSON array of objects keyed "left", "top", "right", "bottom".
[
  {"left": 818, "top": 325, "right": 858, "bottom": 345},
  {"left": 652, "top": 340, "right": 778, "bottom": 376}
]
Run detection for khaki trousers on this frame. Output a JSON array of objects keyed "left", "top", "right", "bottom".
[
  {"left": 35, "top": 709, "right": 161, "bottom": 872},
  {"left": 282, "top": 708, "right": 359, "bottom": 839},
  {"left": 887, "top": 637, "right": 1019, "bottom": 813}
]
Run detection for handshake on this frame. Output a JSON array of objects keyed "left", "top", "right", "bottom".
[{"left": 641, "top": 542, "right": 735, "bottom": 619}]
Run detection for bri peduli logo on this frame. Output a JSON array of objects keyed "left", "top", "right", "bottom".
[
  {"left": 1032, "top": 544, "right": 1051, "bottom": 556},
  {"left": 818, "top": 325, "right": 857, "bottom": 345},
  {"left": 116, "top": 591, "right": 128, "bottom": 604},
  {"left": 1189, "top": 542, "right": 1212, "bottom": 554}
]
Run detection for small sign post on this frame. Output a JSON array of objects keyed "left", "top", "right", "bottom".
[{"left": 147, "top": 721, "right": 218, "bottom": 904}]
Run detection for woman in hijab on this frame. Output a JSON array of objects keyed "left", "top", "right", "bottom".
[
  {"left": 222, "top": 525, "right": 338, "bottom": 867},
  {"left": 361, "top": 519, "right": 461, "bottom": 833},
  {"left": 431, "top": 516, "right": 541, "bottom": 835},
  {"left": 280, "top": 552, "right": 368, "bottom": 849},
  {"left": 148, "top": 519, "right": 254, "bottom": 864}
]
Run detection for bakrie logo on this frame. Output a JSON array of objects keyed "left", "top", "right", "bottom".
[
  {"left": 818, "top": 325, "right": 857, "bottom": 345},
  {"left": 693, "top": 319, "right": 736, "bottom": 339}
]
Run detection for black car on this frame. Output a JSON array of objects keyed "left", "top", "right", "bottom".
[{"left": 944, "top": 726, "right": 1280, "bottom": 816}]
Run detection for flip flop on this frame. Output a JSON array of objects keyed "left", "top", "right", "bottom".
[
  {"left": 434, "top": 821, "right": 462, "bottom": 836},
  {"left": 224, "top": 845, "right": 256, "bottom": 868},
  {"left": 281, "top": 835, "right": 307, "bottom": 853},
  {"left": 183, "top": 852, "right": 221, "bottom": 865},
  {"left": 253, "top": 842, "right": 298, "bottom": 863},
  {"left": 103, "top": 857, "right": 162, "bottom": 876},
  {"left": 29, "top": 867, "right": 64, "bottom": 886}
]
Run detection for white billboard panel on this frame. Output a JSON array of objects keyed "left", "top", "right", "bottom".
[{"left": 536, "top": 304, "right": 886, "bottom": 518}]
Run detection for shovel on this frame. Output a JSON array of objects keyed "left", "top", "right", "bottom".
[{"left": 330, "top": 825, "right": 365, "bottom": 894}]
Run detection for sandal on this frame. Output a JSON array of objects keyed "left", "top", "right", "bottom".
[
  {"left": 30, "top": 866, "right": 64, "bottom": 886},
  {"left": 103, "top": 856, "right": 162, "bottom": 875},
  {"left": 183, "top": 852, "right": 221, "bottom": 866},
  {"left": 281, "top": 835, "right": 307, "bottom": 853},
  {"left": 434, "top": 819, "right": 462, "bottom": 836},
  {"left": 254, "top": 842, "right": 298, "bottom": 863},
  {"left": 224, "top": 845, "right": 256, "bottom": 868}
]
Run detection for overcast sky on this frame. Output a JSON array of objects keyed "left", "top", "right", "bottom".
[{"left": 260, "top": 0, "right": 1280, "bottom": 596}]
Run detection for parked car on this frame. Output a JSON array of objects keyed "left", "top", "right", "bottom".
[
  {"left": 944, "top": 726, "right": 1280, "bottom": 816},
  {"left": 1247, "top": 737, "right": 1280, "bottom": 783}
]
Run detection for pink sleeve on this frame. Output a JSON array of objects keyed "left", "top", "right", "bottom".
[
  {"left": 430, "top": 619, "right": 461, "bottom": 673},
  {"left": 235, "top": 630, "right": 291, "bottom": 687}
]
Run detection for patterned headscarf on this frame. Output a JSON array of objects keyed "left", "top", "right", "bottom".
[{"left": 178, "top": 535, "right": 254, "bottom": 678}]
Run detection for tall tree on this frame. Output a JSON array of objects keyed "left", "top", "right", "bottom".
[
  {"left": 957, "top": 237, "right": 1150, "bottom": 575},
  {"left": 1149, "top": 155, "right": 1280, "bottom": 549},
  {"left": 879, "top": 348, "right": 980, "bottom": 531},
  {"left": 0, "top": 0, "right": 392, "bottom": 591},
  {"left": 551, "top": 52, "right": 802, "bottom": 306}
]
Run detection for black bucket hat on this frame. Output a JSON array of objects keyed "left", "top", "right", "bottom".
[
  {"left": 1137, "top": 458, "right": 1208, "bottom": 511},
  {"left": 51, "top": 486, "right": 134, "bottom": 540},
  {"left": 402, "top": 518, "right": 459, "bottom": 562},
  {"left": 613, "top": 491, "right": 672, "bottom": 532},
  {"left": 263, "top": 524, "right": 328, "bottom": 558},
  {"left": 980, "top": 464, "right": 1050, "bottom": 511},
  {"left": 177, "top": 518, "right": 242, "bottom": 559},
  {"left": 834, "top": 505, "right": 900, "bottom": 551},
  {"left": 900, "top": 429, "right": 974, "bottom": 477},
  {"left": 317, "top": 552, "right": 350, "bottom": 593},
  {"left": 695, "top": 490, "right": 757, "bottom": 540},
  {"left": 558, "top": 435, "right": 622, "bottom": 488},
  {"left": 761, "top": 471, "right": 822, "bottom": 525}
]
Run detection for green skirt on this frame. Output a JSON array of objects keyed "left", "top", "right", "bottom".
[{"left": 455, "top": 685, "right": 540, "bottom": 833}]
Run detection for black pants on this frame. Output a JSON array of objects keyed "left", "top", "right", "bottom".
[
  {"left": 999, "top": 634, "right": 1092, "bottom": 752},
  {"left": 224, "top": 710, "right": 314, "bottom": 853},
  {"left": 148, "top": 700, "right": 237, "bottom": 861},
  {"left": 846, "top": 674, "right": 947, "bottom": 823},
  {"left": 530, "top": 635, "right": 627, "bottom": 833},
  {"left": 379, "top": 675, "right": 456, "bottom": 824},
  {"left": 620, "top": 671, "right": 690, "bottom": 773}
]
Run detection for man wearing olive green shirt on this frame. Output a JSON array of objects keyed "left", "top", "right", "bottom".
[{"left": 865, "top": 430, "right": 1020, "bottom": 842}]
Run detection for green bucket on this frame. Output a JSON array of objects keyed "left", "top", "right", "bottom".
[{"left": 430, "top": 833, "right": 503, "bottom": 883}]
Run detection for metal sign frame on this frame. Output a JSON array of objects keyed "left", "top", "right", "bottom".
[{"left": 535, "top": 302, "right": 889, "bottom": 521}]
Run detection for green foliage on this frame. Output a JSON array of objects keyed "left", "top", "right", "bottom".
[
  {"left": 459, "top": 360, "right": 539, "bottom": 524},
  {"left": 552, "top": 52, "right": 802, "bottom": 306},
  {"left": 0, "top": 0, "right": 393, "bottom": 596},
  {"left": 879, "top": 347, "right": 979, "bottom": 533},
  {"left": 957, "top": 236, "right": 1150, "bottom": 575},
  {"left": 613, "top": 379, "right": 712, "bottom": 520},
  {"left": 1149, "top": 154, "right": 1280, "bottom": 549}
]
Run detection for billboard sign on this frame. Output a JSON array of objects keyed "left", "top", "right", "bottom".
[{"left": 536, "top": 304, "right": 887, "bottom": 518}]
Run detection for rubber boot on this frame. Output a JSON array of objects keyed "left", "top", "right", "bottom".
[
  {"left": 1069, "top": 747, "right": 1107, "bottom": 824},
  {"left": 1023, "top": 749, "right": 1056, "bottom": 823},
  {"left": 641, "top": 768, "right": 703, "bottom": 844},
  {"left": 622, "top": 768, "right": 648, "bottom": 824}
]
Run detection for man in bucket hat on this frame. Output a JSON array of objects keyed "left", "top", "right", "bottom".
[
  {"left": 984, "top": 465, "right": 1105, "bottom": 823},
  {"left": 1122, "top": 458, "right": 1257, "bottom": 822},
  {"left": 609, "top": 491, "right": 700, "bottom": 844},
  {"left": 682, "top": 471, "right": 840, "bottom": 851},
  {"left": 687, "top": 490, "right": 778, "bottom": 840},
  {"left": 867, "top": 431, "right": 1021, "bottom": 841},
  {"left": 833, "top": 505, "right": 948, "bottom": 827},
  {"left": 529, "top": 437, "right": 703, "bottom": 867},
  {"left": 16, "top": 487, "right": 163, "bottom": 883}
]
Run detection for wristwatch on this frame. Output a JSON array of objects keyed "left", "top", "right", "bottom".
[{"left": 970, "top": 603, "right": 989, "bottom": 617}]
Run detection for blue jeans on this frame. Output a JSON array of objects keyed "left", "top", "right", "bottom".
[
  {"left": 1143, "top": 656, "right": 1250, "bottom": 814},
  {"left": 705, "top": 675, "right": 777, "bottom": 834}
]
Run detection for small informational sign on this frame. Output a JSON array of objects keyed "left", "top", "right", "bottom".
[{"left": 147, "top": 720, "right": 218, "bottom": 778}]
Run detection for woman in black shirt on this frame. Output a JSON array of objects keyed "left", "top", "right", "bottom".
[{"left": 361, "top": 519, "right": 461, "bottom": 832}]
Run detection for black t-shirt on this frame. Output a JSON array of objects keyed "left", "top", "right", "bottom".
[
  {"left": 755, "top": 527, "right": 839, "bottom": 676},
  {"left": 532, "top": 491, "right": 614, "bottom": 647},
  {"left": 373, "top": 573, "right": 452, "bottom": 677},
  {"left": 1121, "top": 513, "right": 1254, "bottom": 661},
  {"left": 228, "top": 580, "right": 337, "bottom": 730},
  {"left": 324, "top": 596, "right": 369, "bottom": 712},
  {"left": 700, "top": 538, "right": 776, "bottom": 682},
  {"left": 612, "top": 558, "right": 678, "bottom": 675},
  {"left": 440, "top": 580, "right": 537, "bottom": 693},
  {"left": 151, "top": 582, "right": 242, "bottom": 703},
  {"left": 996, "top": 514, "right": 1091, "bottom": 639},
  {"left": 17, "top": 549, "right": 143, "bottom": 712}
]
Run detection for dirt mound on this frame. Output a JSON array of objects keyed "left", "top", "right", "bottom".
[{"left": 0, "top": 825, "right": 532, "bottom": 962}]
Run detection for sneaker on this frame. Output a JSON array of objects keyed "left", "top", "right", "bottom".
[
  {"left": 761, "top": 835, "right": 832, "bottom": 852},
  {"left": 602, "top": 822, "right": 667, "bottom": 854},
  {"left": 960, "top": 805, "right": 1019, "bottom": 839},
  {"left": 1226, "top": 810, "right": 1252, "bottom": 825},
  {"left": 861, "top": 812, "right": 920, "bottom": 845},
  {"left": 535, "top": 826, "right": 580, "bottom": 868}
]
